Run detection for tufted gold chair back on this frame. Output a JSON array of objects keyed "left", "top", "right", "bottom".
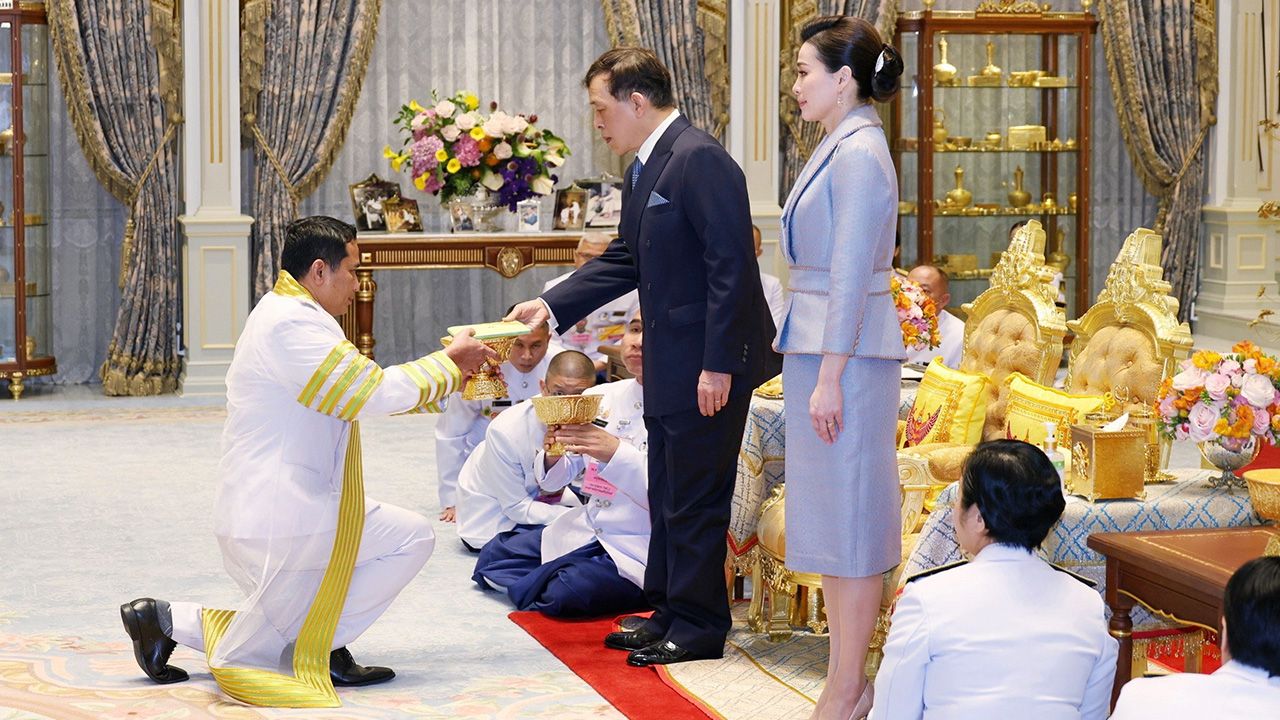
[
  {"left": 1067, "top": 228, "right": 1193, "bottom": 409},
  {"left": 957, "top": 220, "right": 1069, "bottom": 440}
]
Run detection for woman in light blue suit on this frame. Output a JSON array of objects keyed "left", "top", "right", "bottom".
[{"left": 774, "top": 16, "right": 904, "bottom": 720}]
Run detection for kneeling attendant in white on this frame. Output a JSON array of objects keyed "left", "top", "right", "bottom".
[
  {"left": 434, "top": 323, "right": 552, "bottom": 523},
  {"left": 455, "top": 351, "right": 597, "bottom": 550},
  {"left": 117, "top": 217, "right": 493, "bottom": 708},
  {"left": 871, "top": 440, "right": 1117, "bottom": 720},
  {"left": 1109, "top": 556, "right": 1280, "bottom": 719},
  {"left": 474, "top": 314, "right": 650, "bottom": 616}
]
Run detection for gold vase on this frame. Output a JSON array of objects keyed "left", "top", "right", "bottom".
[
  {"left": 531, "top": 394, "right": 604, "bottom": 454},
  {"left": 933, "top": 37, "right": 957, "bottom": 84},
  {"left": 944, "top": 166, "right": 972, "bottom": 209},
  {"left": 440, "top": 334, "right": 517, "bottom": 400},
  {"left": 932, "top": 110, "right": 948, "bottom": 148},
  {"left": 1007, "top": 165, "right": 1031, "bottom": 208},
  {"left": 981, "top": 39, "right": 1002, "bottom": 78},
  {"left": 1199, "top": 436, "right": 1259, "bottom": 490}
]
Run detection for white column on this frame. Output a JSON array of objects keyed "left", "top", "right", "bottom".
[
  {"left": 729, "top": 0, "right": 784, "bottom": 276},
  {"left": 178, "top": 0, "right": 253, "bottom": 396},
  {"left": 1196, "top": 0, "right": 1280, "bottom": 350}
]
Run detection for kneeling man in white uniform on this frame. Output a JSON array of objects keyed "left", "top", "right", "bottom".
[
  {"left": 473, "top": 313, "right": 649, "bottom": 616},
  {"left": 434, "top": 322, "right": 552, "bottom": 523},
  {"left": 455, "top": 350, "right": 597, "bottom": 550}
]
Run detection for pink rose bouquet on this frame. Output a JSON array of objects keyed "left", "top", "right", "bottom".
[
  {"left": 890, "top": 275, "right": 940, "bottom": 352},
  {"left": 1156, "top": 342, "right": 1280, "bottom": 449}
]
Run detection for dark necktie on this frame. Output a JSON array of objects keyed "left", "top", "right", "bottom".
[{"left": 630, "top": 157, "right": 644, "bottom": 189}]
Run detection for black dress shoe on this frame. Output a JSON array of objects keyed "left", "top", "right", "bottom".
[
  {"left": 626, "top": 640, "right": 715, "bottom": 667},
  {"left": 120, "top": 598, "right": 188, "bottom": 684},
  {"left": 616, "top": 615, "right": 651, "bottom": 633},
  {"left": 330, "top": 647, "right": 395, "bottom": 687},
  {"left": 604, "top": 627, "right": 663, "bottom": 651}
]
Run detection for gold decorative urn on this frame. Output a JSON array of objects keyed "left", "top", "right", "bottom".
[
  {"left": 532, "top": 394, "right": 604, "bottom": 455},
  {"left": 945, "top": 166, "right": 972, "bottom": 209},
  {"left": 1007, "top": 165, "right": 1031, "bottom": 208},
  {"left": 442, "top": 322, "right": 529, "bottom": 401},
  {"left": 933, "top": 37, "right": 957, "bottom": 84}
]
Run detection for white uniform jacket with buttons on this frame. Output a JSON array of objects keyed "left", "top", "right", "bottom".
[
  {"left": 455, "top": 398, "right": 581, "bottom": 547},
  {"left": 1109, "top": 660, "right": 1280, "bottom": 719},
  {"left": 433, "top": 356, "right": 549, "bottom": 508},
  {"left": 543, "top": 271, "right": 639, "bottom": 365},
  {"left": 871, "top": 543, "right": 1118, "bottom": 720},
  {"left": 538, "top": 379, "right": 649, "bottom": 587}
]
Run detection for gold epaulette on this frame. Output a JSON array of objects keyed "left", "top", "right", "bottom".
[
  {"left": 1050, "top": 563, "right": 1097, "bottom": 588},
  {"left": 905, "top": 560, "right": 967, "bottom": 584}
]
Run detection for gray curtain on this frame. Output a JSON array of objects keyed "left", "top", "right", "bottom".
[
  {"left": 1098, "top": 0, "right": 1217, "bottom": 321},
  {"left": 299, "top": 0, "right": 612, "bottom": 366},
  {"left": 49, "top": 0, "right": 184, "bottom": 395},
  {"left": 244, "top": 0, "right": 383, "bottom": 299}
]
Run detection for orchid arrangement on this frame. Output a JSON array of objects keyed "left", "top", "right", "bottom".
[
  {"left": 382, "top": 90, "right": 570, "bottom": 209},
  {"left": 891, "top": 275, "right": 941, "bottom": 352},
  {"left": 1156, "top": 341, "right": 1280, "bottom": 447}
]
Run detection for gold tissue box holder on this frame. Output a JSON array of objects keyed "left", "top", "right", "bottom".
[
  {"left": 1008, "top": 124, "right": 1047, "bottom": 150},
  {"left": 1068, "top": 423, "right": 1147, "bottom": 502},
  {"left": 531, "top": 394, "right": 604, "bottom": 454}
]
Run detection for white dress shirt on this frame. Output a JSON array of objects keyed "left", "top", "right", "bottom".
[
  {"left": 871, "top": 543, "right": 1118, "bottom": 720},
  {"left": 760, "top": 270, "right": 784, "bottom": 330},
  {"left": 904, "top": 309, "right": 964, "bottom": 368},
  {"left": 433, "top": 356, "right": 549, "bottom": 508},
  {"left": 1109, "top": 660, "right": 1280, "bottom": 718},
  {"left": 542, "top": 272, "right": 639, "bottom": 365}
]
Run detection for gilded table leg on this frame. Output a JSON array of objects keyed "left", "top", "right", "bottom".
[
  {"left": 354, "top": 268, "right": 377, "bottom": 360},
  {"left": 747, "top": 553, "right": 765, "bottom": 633},
  {"left": 1107, "top": 591, "right": 1134, "bottom": 709},
  {"left": 8, "top": 372, "right": 24, "bottom": 399}
]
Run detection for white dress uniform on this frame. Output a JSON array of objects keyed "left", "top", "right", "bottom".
[
  {"left": 1109, "top": 660, "right": 1280, "bottom": 718},
  {"left": 455, "top": 399, "right": 582, "bottom": 548},
  {"left": 166, "top": 271, "right": 459, "bottom": 708},
  {"left": 543, "top": 271, "right": 639, "bottom": 365},
  {"left": 539, "top": 379, "right": 650, "bottom": 587},
  {"left": 904, "top": 308, "right": 964, "bottom": 368},
  {"left": 433, "top": 355, "right": 549, "bottom": 509},
  {"left": 871, "top": 543, "right": 1118, "bottom": 720},
  {"left": 760, "top": 269, "right": 785, "bottom": 332}
]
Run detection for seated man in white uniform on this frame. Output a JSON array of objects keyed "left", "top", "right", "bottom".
[
  {"left": 543, "top": 232, "right": 639, "bottom": 375},
  {"left": 455, "top": 350, "right": 597, "bottom": 551},
  {"left": 118, "top": 217, "right": 492, "bottom": 703},
  {"left": 473, "top": 312, "right": 649, "bottom": 617},
  {"left": 1110, "top": 556, "right": 1280, "bottom": 718},
  {"left": 753, "top": 225, "right": 784, "bottom": 330},
  {"left": 903, "top": 264, "right": 964, "bottom": 368},
  {"left": 434, "top": 322, "right": 552, "bottom": 523}
]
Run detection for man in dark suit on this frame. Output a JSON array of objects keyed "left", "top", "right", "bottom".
[{"left": 506, "top": 47, "right": 780, "bottom": 666}]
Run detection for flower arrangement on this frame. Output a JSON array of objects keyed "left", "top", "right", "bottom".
[
  {"left": 382, "top": 90, "right": 570, "bottom": 210},
  {"left": 1156, "top": 341, "right": 1280, "bottom": 447},
  {"left": 891, "top": 275, "right": 941, "bottom": 352}
]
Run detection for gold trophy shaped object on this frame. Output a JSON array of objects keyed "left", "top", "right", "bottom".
[
  {"left": 442, "top": 321, "right": 530, "bottom": 400},
  {"left": 1007, "top": 165, "right": 1031, "bottom": 208},
  {"left": 945, "top": 166, "right": 972, "bottom": 209},
  {"left": 933, "top": 37, "right": 957, "bottom": 84},
  {"left": 532, "top": 394, "right": 604, "bottom": 455}
]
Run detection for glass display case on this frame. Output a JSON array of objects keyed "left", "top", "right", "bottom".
[
  {"left": 0, "top": 2, "right": 54, "bottom": 398},
  {"left": 893, "top": 6, "right": 1097, "bottom": 318}
]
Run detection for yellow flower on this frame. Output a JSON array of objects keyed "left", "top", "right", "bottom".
[
  {"left": 464, "top": 93, "right": 480, "bottom": 110},
  {"left": 382, "top": 145, "right": 406, "bottom": 172},
  {"left": 470, "top": 126, "right": 486, "bottom": 141},
  {"left": 414, "top": 174, "right": 427, "bottom": 190},
  {"left": 446, "top": 158, "right": 462, "bottom": 174},
  {"left": 409, "top": 99, "right": 427, "bottom": 114},
  {"left": 435, "top": 149, "right": 449, "bottom": 162},
  {"left": 1192, "top": 350, "right": 1223, "bottom": 371}
]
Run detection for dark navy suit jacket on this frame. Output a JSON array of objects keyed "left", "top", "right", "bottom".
[{"left": 541, "top": 115, "right": 781, "bottom": 417}]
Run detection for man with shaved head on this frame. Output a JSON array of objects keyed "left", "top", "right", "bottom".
[
  {"left": 905, "top": 264, "right": 964, "bottom": 368},
  {"left": 544, "top": 232, "right": 640, "bottom": 374},
  {"left": 455, "top": 350, "right": 598, "bottom": 551}
]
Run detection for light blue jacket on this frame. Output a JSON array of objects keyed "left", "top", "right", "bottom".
[{"left": 774, "top": 104, "right": 905, "bottom": 360}]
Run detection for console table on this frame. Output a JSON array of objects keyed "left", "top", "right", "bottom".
[{"left": 339, "top": 231, "right": 589, "bottom": 359}]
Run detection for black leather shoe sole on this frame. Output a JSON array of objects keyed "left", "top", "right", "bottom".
[
  {"left": 331, "top": 666, "right": 396, "bottom": 687},
  {"left": 604, "top": 629, "right": 662, "bottom": 651},
  {"left": 120, "top": 599, "right": 189, "bottom": 684}
]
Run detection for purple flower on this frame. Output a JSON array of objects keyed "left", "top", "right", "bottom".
[
  {"left": 453, "top": 135, "right": 482, "bottom": 167},
  {"left": 412, "top": 136, "right": 443, "bottom": 177}
]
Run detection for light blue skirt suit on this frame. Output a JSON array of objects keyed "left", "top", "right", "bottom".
[{"left": 774, "top": 104, "right": 905, "bottom": 578}]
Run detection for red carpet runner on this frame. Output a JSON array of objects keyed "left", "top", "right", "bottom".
[{"left": 508, "top": 611, "right": 715, "bottom": 719}]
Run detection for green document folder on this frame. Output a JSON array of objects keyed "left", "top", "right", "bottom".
[{"left": 446, "top": 321, "right": 531, "bottom": 340}]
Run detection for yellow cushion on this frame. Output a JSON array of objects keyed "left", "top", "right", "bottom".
[
  {"left": 901, "top": 361, "right": 991, "bottom": 448},
  {"left": 959, "top": 308, "right": 1047, "bottom": 440},
  {"left": 1003, "top": 372, "right": 1105, "bottom": 447}
]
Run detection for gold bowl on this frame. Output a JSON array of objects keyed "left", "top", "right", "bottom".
[
  {"left": 440, "top": 334, "right": 516, "bottom": 400},
  {"left": 1242, "top": 468, "right": 1280, "bottom": 521},
  {"left": 532, "top": 394, "right": 603, "bottom": 454}
]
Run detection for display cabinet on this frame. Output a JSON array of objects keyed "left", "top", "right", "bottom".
[
  {"left": 0, "top": 2, "right": 54, "bottom": 398},
  {"left": 893, "top": 4, "right": 1097, "bottom": 318}
]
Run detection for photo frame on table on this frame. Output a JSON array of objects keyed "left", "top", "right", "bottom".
[
  {"left": 383, "top": 197, "right": 423, "bottom": 233},
  {"left": 348, "top": 174, "right": 402, "bottom": 232},
  {"left": 552, "top": 185, "right": 588, "bottom": 231},
  {"left": 577, "top": 173, "right": 624, "bottom": 228},
  {"left": 516, "top": 198, "right": 541, "bottom": 233}
]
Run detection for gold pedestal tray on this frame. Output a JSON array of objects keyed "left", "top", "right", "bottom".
[
  {"left": 531, "top": 394, "right": 603, "bottom": 455},
  {"left": 441, "top": 321, "right": 530, "bottom": 401}
]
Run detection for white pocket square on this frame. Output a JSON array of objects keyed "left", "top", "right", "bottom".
[{"left": 646, "top": 192, "right": 669, "bottom": 208}]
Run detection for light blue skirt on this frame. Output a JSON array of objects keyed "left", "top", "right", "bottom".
[{"left": 782, "top": 354, "right": 902, "bottom": 578}]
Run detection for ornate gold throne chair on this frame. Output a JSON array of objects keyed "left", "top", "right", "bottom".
[
  {"left": 1063, "top": 228, "right": 1193, "bottom": 445},
  {"left": 896, "top": 220, "right": 1069, "bottom": 498}
]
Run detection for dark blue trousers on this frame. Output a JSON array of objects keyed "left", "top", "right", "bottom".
[{"left": 473, "top": 525, "right": 647, "bottom": 617}]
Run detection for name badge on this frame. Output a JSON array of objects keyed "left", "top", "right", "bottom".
[{"left": 582, "top": 462, "right": 618, "bottom": 499}]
